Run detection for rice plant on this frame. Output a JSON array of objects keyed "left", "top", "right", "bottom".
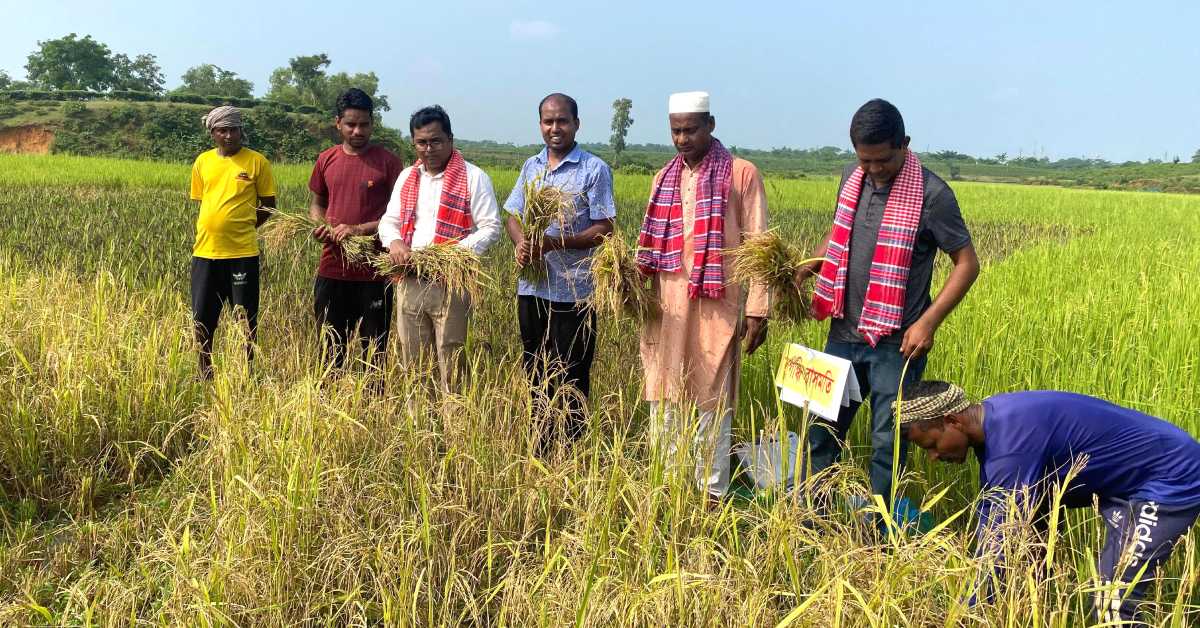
[
  {"left": 515, "top": 171, "right": 575, "bottom": 282},
  {"left": 587, "top": 231, "right": 656, "bottom": 320},
  {"left": 727, "top": 229, "right": 822, "bottom": 323},
  {"left": 339, "top": 233, "right": 381, "bottom": 267},
  {"left": 367, "top": 242, "right": 489, "bottom": 301},
  {"left": 260, "top": 207, "right": 322, "bottom": 251},
  {"left": 0, "top": 153, "right": 1197, "bottom": 626}
]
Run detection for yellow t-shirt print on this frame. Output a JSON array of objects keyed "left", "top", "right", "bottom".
[{"left": 189, "top": 148, "right": 277, "bottom": 259}]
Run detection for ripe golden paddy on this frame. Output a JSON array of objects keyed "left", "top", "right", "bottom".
[{"left": 0, "top": 154, "right": 1196, "bottom": 625}]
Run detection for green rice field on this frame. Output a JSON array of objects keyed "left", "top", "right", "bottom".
[{"left": 0, "top": 153, "right": 1196, "bottom": 625}]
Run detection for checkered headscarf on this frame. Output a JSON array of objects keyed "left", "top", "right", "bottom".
[
  {"left": 203, "top": 106, "right": 243, "bottom": 131},
  {"left": 893, "top": 381, "right": 970, "bottom": 425}
]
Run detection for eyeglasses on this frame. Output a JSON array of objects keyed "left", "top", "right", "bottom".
[{"left": 414, "top": 138, "right": 447, "bottom": 151}]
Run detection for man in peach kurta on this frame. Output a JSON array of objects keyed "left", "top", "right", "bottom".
[{"left": 638, "top": 91, "right": 770, "bottom": 498}]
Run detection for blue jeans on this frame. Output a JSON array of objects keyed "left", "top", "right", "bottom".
[{"left": 807, "top": 340, "right": 927, "bottom": 501}]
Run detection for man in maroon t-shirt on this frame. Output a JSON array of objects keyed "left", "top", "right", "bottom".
[{"left": 308, "top": 88, "right": 404, "bottom": 368}]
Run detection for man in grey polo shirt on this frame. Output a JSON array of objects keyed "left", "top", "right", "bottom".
[
  {"left": 796, "top": 99, "right": 980, "bottom": 503},
  {"left": 504, "top": 92, "right": 617, "bottom": 457}
]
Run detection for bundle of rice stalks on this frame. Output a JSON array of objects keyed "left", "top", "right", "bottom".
[
  {"left": 260, "top": 208, "right": 321, "bottom": 251},
  {"left": 728, "top": 230, "right": 822, "bottom": 323},
  {"left": 339, "top": 235, "right": 380, "bottom": 267},
  {"left": 516, "top": 173, "right": 575, "bottom": 282},
  {"left": 587, "top": 233, "right": 656, "bottom": 321},
  {"left": 367, "top": 242, "right": 489, "bottom": 301}
]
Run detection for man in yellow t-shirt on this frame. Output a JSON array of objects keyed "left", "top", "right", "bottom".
[{"left": 189, "top": 105, "right": 276, "bottom": 379}]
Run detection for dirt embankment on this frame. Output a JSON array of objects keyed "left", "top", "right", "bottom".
[{"left": 0, "top": 125, "right": 54, "bottom": 154}]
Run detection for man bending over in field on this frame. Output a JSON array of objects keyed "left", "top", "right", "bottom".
[
  {"left": 189, "top": 106, "right": 276, "bottom": 379},
  {"left": 795, "top": 99, "right": 980, "bottom": 506},
  {"left": 378, "top": 105, "right": 501, "bottom": 392},
  {"left": 638, "top": 91, "right": 770, "bottom": 501},
  {"left": 898, "top": 381, "right": 1200, "bottom": 623},
  {"left": 309, "top": 88, "right": 403, "bottom": 369},
  {"left": 504, "top": 93, "right": 616, "bottom": 456}
]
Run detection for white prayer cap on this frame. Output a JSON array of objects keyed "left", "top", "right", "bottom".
[{"left": 668, "top": 91, "right": 710, "bottom": 114}]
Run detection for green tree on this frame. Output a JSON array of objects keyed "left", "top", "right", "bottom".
[
  {"left": 266, "top": 53, "right": 389, "bottom": 113},
  {"left": 267, "top": 53, "right": 330, "bottom": 107},
  {"left": 175, "top": 64, "right": 254, "bottom": 99},
  {"left": 322, "top": 71, "right": 388, "bottom": 111},
  {"left": 0, "top": 70, "right": 10, "bottom": 91},
  {"left": 932, "top": 149, "right": 971, "bottom": 161},
  {"left": 25, "top": 33, "right": 117, "bottom": 91},
  {"left": 1192, "top": 149, "right": 1200, "bottom": 164},
  {"left": 112, "top": 53, "right": 165, "bottom": 93},
  {"left": 609, "top": 98, "right": 634, "bottom": 165}
]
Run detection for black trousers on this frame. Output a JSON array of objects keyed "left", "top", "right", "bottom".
[
  {"left": 517, "top": 295, "right": 597, "bottom": 454},
  {"left": 191, "top": 256, "right": 260, "bottom": 356},
  {"left": 313, "top": 276, "right": 393, "bottom": 368},
  {"left": 1095, "top": 498, "right": 1200, "bottom": 623}
]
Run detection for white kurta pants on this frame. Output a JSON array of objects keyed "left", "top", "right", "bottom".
[{"left": 649, "top": 401, "right": 734, "bottom": 497}]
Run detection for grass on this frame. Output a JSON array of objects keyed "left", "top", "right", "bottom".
[{"left": 0, "top": 153, "right": 1197, "bottom": 625}]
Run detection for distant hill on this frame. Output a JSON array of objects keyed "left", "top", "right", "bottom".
[
  {"left": 0, "top": 94, "right": 410, "bottom": 164},
  {"left": 4, "top": 94, "right": 1200, "bottom": 193}
]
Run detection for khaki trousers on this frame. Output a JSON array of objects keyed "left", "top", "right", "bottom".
[{"left": 395, "top": 276, "right": 471, "bottom": 392}]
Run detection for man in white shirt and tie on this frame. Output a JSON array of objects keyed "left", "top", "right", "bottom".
[{"left": 378, "top": 105, "right": 501, "bottom": 391}]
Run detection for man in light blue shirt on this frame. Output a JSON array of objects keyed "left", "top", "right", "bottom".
[{"left": 504, "top": 92, "right": 617, "bottom": 457}]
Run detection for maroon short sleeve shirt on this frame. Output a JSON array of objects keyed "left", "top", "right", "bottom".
[{"left": 308, "top": 144, "right": 404, "bottom": 281}]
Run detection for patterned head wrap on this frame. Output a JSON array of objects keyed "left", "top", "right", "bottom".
[
  {"left": 893, "top": 381, "right": 971, "bottom": 425},
  {"left": 202, "top": 106, "right": 243, "bottom": 131}
]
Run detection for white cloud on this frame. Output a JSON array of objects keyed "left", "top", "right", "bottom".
[{"left": 509, "top": 19, "right": 562, "bottom": 41}]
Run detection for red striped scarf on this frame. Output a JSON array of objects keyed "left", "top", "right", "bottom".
[
  {"left": 636, "top": 139, "right": 733, "bottom": 299},
  {"left": 395, "top": 149, "right": 473, "bottom": 245},
  {"left": 811, "top": 150, "right": 924, "bottom": 346}
]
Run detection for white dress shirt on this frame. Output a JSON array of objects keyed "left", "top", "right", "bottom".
[{"left": 378, "top": 159, "right": 501, "bottom": 256}]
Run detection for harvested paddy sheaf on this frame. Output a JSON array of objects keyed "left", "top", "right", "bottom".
[
  {"left": 727, "top": 230, "right": 821, "bottom": 323},
  {"left": 587, "top": 232, "right": 656, "bottom": 320},
  {"left": 515, "top": 174, "right": 575, "bottom": 282},
  {"left": 0, "top": 155, "right": 1197, "bottom": 625},
  {"left": 260, "top": 207, "right": 321, "bottom": 252},
  {"left": 372, "top": 242, "right": 489, "bottom": 301}
]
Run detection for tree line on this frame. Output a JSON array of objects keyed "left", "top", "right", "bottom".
[
  {"left": 0, "top": 33, "right": 386, "bottom": 117},
  {"left": 5, "top": 33, "right": 1199, "bottom": 173}
]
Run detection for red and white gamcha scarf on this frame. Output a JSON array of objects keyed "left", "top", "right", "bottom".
[
  {"left": 636, "top": 139, "right": 733, "bottom": 299},
  {"left": 811, "top": 150, "right": 924, "bottom": 346},
  {"left": 395, "top": 150, "right": 473, "bottom": 245}
]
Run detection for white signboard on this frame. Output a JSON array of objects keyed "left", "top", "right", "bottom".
[{"left": 775, "top": 343, "right": 861, "bottom": 422}]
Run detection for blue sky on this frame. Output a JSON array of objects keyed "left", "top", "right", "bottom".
[{"left": 4, "top": 0, "right": 1199, "bottom": 162}]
